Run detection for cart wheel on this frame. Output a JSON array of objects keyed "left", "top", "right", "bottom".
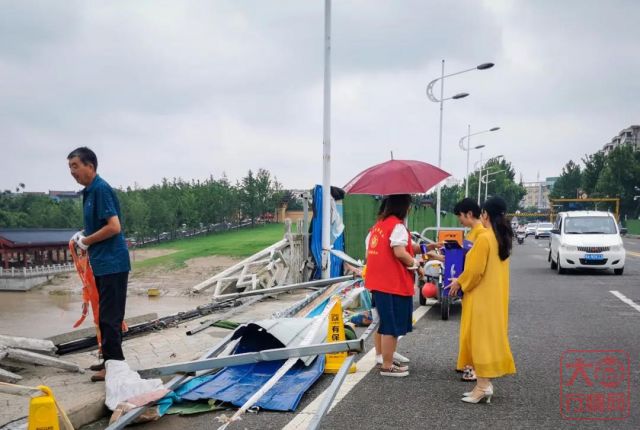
[
  {"left": 441, "top": 295, "right": 450, "bottom": 320},
  {"left": 419, "top": 289, "right": 427, "bottom": 306}
]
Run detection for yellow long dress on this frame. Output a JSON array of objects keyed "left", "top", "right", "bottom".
[
  {"left": 456, "top": 228, "right": 516, "bottom": 378},
  {"left": 455, "top": 222, "right": 486, "bottom": 371}
]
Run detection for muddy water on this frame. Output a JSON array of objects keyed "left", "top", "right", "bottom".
[{"left": 0, "top": 292, "right": 212, "bottom": 339}]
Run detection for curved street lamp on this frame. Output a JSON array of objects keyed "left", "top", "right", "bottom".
[
  {"left": 426, "top": 60, "right": 495, "bottom": 230},
  {"left": 475, "top": 154, "right": 504, "bottom": 204},
  {"left": 459, "top": 125, "right": 501, "bottom": 197}
]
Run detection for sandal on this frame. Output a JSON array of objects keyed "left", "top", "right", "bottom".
[{"left": 461, "top": 365, "right": 476, "bottom": 382}]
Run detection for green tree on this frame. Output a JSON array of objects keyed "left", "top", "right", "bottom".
[
  {"left": 595, "top": 145, "right": 640, "bottom": 219},
  {"left": 465, "top": 158, "right": 526, "bottom": 211},
  {"left": 581, "top": 151, "right": 606, "bottom": 197},
  {"left": 550, "top": 160, "right": 582, "bottom": 199}
]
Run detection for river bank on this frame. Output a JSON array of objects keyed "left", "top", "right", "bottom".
[{"left": 0, "top": 249, "right": 242, "bottom": 339}]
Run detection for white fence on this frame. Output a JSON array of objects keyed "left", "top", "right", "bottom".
[{"left": 0, "top": 263, "right": 75, "bottom": 278}]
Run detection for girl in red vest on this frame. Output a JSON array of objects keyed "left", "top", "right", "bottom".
[{"left": 365, "top": 194, "right": 421, "bottom": 377}]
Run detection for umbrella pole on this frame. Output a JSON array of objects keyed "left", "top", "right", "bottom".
[{"left": 321, "top": 0, "right": 332, "bottom": 279}]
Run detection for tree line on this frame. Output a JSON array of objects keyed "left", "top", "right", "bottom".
[
  {"left": 550, "top": 144, "right": 640, "bottom": 220},
  {"left": 0, "top": 169, "right": 290, "bottom": 240},
  {"left": 431, "top": 157, "right": 527, "bottom": 214}
]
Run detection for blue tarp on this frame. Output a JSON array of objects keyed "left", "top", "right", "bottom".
[
  {"left": 179, "top": 356, "right": 325, "bottom": 411},
  {"left": 168, "top": 323, "right": 325, "bottom": 412},
  {"left": 311, "top": 185, "right": 345, "bottom": 279}
]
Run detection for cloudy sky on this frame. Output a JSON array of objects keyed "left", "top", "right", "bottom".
[{"left": 1, "top": 0, "right": 639, "bottom": 193}]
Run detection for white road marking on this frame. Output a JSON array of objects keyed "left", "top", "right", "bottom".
[
  {"left": 610, "top": 290, "right": 640, "bottom": 313},
  {"left": 282, "top": 305, "right": 432, "bottom": 429},
  {"left": 544, "top": 248, "right": 550, "bottom": 252},
  {"left": 627, "top": 251, "right": 640, "bottom": 258}
]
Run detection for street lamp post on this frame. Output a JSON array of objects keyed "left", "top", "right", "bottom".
[
  {"left": 482, "top": 169, "right": 506, "bottom": 199},
  {"left": 426, "top": 60, "right": 494, "bottom": 231},
  {"left": 459, "top": 125, "right": 500, "bottom": 197},
  {"left": 321, "top": 0, "right": 332, "bottom": 279},
  {"left": 475, "top": 154, "right": 503, "bottom": 204}
]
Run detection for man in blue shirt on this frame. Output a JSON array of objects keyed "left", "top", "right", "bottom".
[{"left": 68, "top": 147, "right": 131, "bottom": 382}]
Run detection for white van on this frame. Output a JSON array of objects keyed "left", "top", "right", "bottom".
[{"left": 549, "top": 211, "right": 625, "bottom": 275}]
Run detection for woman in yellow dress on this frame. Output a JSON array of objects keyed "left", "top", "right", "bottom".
[
  {"left": 447, "top": 196, "right": 516, "bottom": 404},
  {"left": 452, "top": 198, "right": 486, "bottom": 382}
]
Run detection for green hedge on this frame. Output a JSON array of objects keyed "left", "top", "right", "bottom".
[
  {"left": 626, "top": 219, "right": 640, "bottom": 235},
  {"left": 342, "top": 195, "right": 459, "bottom": 260}
]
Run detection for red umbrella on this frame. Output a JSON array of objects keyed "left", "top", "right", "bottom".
[{"left": 343, "top": 159, "right": 451, "bottom": 195}]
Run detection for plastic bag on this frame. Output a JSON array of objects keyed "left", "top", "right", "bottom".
[{"left": 105, "top": 360, "right": 164, "bottom": 411}]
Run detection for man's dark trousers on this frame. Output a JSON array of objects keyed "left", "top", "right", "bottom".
[{"left": 95, "top": 272, "right": 128, "bottom": 361}]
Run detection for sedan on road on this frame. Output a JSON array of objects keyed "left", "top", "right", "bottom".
[{"left": 534, "top": 222, "right": 554, "bottom": 239}]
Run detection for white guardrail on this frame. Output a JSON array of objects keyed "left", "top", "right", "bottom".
[{"left": 0, "top": 263, "right": 75, "bottom": 278}]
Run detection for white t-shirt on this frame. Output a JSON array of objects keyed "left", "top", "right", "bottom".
[{"left": 365, "top": 223, "right": 410, "bottom": 250}]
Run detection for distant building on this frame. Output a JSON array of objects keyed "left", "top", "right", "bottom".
[
  {"left": 1, "top": 190, "right": 80, "bottom": 202},
  {"left": 603, "top": 125, "right": 640, "bottom": 154},
  {"left": 0, "top": 229, "right": 76, "bottom": 269},
  {"left": 48, "top": 190, "right": 81, "bottom": 202},
  {"left": 520, "top": 180, "right": 552, "bottom": 210}
]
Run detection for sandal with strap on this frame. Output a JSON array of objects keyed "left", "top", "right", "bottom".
[{"left": 461, "top": 366, "right": 476, "bottom": 381}]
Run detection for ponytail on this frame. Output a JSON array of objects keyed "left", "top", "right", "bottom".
[{"left": 482, "top": 197, "right": 513, "bottom": 261}]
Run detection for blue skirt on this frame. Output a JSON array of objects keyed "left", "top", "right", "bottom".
[{"left": 372, "top": 291, "right": 413, "bottom": 337}]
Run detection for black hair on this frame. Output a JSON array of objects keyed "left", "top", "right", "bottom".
[
  {"left": 482, "top": 196, "right": 513, "bottom": 261},
  {"left": 381, "top": 194, "right": 412, "bottom": 220},
  {"left": 376, "top": 197, "right": 388, "bottom": 220},
  {"left": 330, "top": 186, "right": 345, "bottom": 201},
  {"left": 67, "top": 147, "right": 98, "bottom": 171},
  {"left": 453, "top": 198, "right": 481, "bottom": 218}
]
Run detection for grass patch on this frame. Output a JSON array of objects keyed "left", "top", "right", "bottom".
[{"left": 134, "top": 223, "right": 287, "bottom": 270}]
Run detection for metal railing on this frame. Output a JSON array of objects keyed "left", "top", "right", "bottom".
[{"left": 0, "top": 263, "right": 75, "bottom": 278}]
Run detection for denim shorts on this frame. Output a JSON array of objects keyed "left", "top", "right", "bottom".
[{"left": 372, "top": 290, "right": 413, "bottom": 337}]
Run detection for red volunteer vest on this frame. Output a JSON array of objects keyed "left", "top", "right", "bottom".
[{"left": 365, "top": 216, "right": 415, "bottom": 297}]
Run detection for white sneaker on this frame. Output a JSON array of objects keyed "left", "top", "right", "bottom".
[
  {"left": 376, "top": 352, "right": 410, "bottom": 364},
  {"left": 380, "top": 364, "right": 409, "bottom": 378},
  {"left": 393, "top": 351, "right": 410, "bottom": 363}
]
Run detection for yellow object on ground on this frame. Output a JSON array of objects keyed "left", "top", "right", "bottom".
[
  {"left": 147, "top": 288, "right": 160, "bottom": 297},
  {"left": 28, "top": 385, "right": 60, "bottom": 430},
  {"left": 324, "top": 299, "right": 357, "bottom": 374}
]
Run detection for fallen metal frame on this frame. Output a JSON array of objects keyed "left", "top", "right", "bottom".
[
  {"left": 190, "top": 239, "right": 290, "bottom": 295},
  {"left": 307, "top": 319, "right": 379, "bottom": 430},
  {"left": 211, "top": 275, "right": 353, "bottom": 302},
  {"left": 138, "top": 339, "right": 364, "bottom": 378}
]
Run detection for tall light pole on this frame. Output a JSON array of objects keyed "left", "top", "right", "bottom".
[
  {"left": 482, "top": 168, "right": 507, "bottom": 200},
  {"left": 459, "top": 125, "right": 500, "bottom": 197},
  {"left": 475, "top": 154, "right": 503, "bottom": 204},
  {"left": 426, "top": 60, "right": 494, "bottom": 231},
  {"left": 321, "top": 0, "right": 332, "bottom": 279}
]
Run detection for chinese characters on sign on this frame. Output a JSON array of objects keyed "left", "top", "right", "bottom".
[{"left": 560, "top": 350, "right": 630, "bottom": 420}]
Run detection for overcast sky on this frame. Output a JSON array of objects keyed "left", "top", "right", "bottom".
[{"left": 1, "top": 0, "right": 639, "bottom": 193}]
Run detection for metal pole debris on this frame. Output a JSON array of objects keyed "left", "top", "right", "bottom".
[
  {"left": 0, "top": 367, "right": 22, "bottom": 383},
  {"left": 138, "top": 339, "right": 363, "bottom": 378},
  {"left": 306, "top": 319, "right": 379, "bottom": 430},
  {"left": 307, "top": 354, "right": 356, "bottom": 430},
  {"left": 217, "top": 296, "right": 341, "bottom": 430},
  {"left": 186, "top": 296, "right": 263, "bottom": 336},
  {"left": 211, "top": 275, "right": 353, "bottom": 302},
  {"left": 3, "top": 348, "right": 82, "bottom": 373}
]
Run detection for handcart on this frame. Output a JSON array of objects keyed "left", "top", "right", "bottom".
[{"left": 412, "top": 231, "right": 466, "bottom": 320}]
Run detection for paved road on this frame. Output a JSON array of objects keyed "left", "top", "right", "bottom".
[{"left": 110, "top": 237, "right": 640, "bottom": 430}]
